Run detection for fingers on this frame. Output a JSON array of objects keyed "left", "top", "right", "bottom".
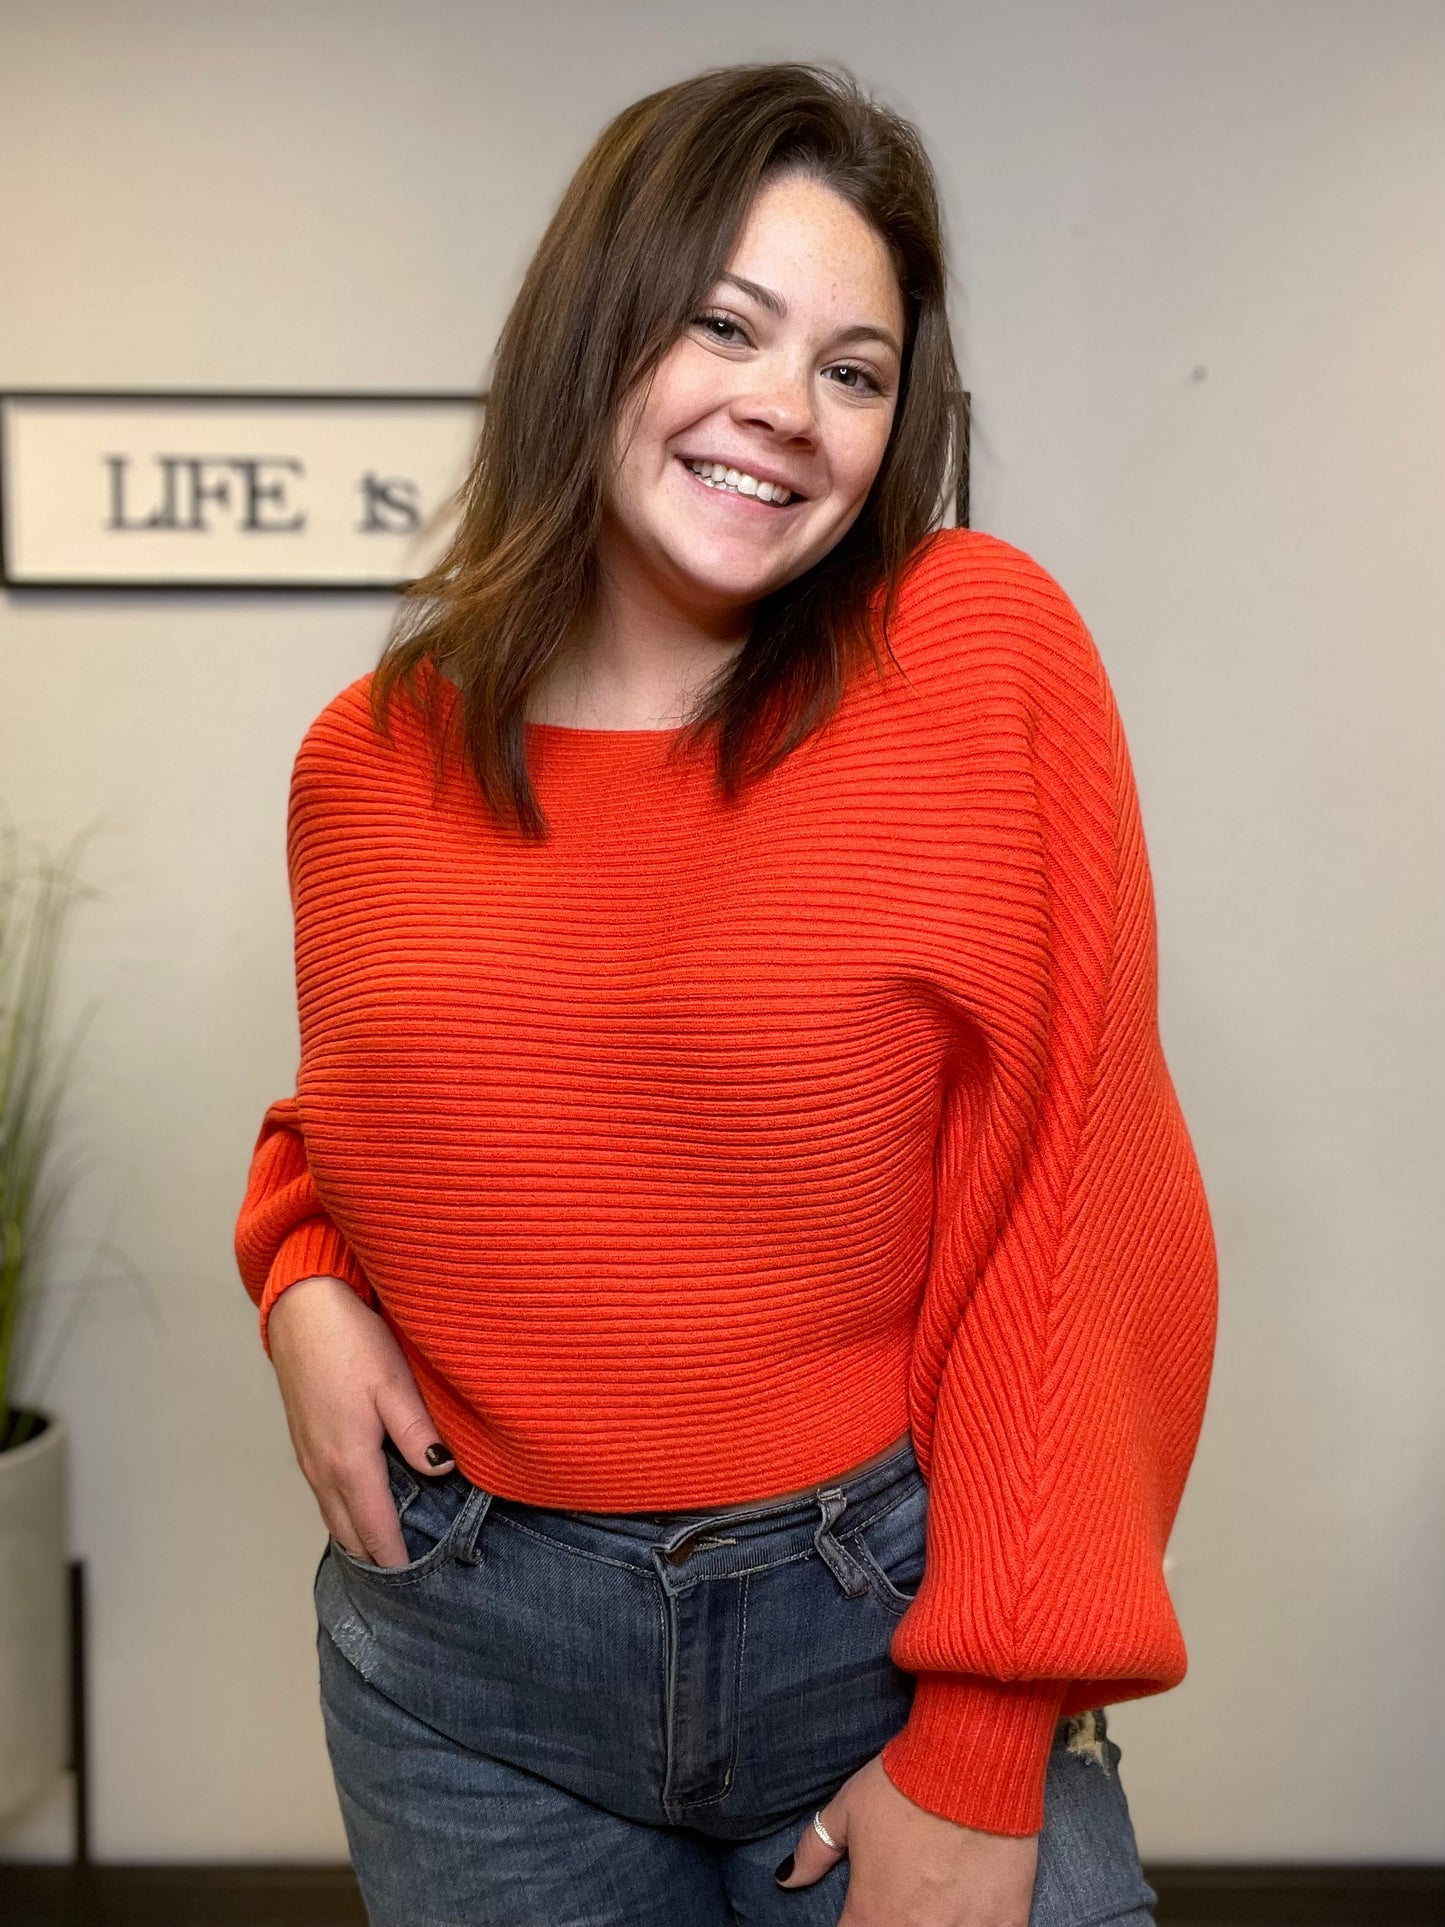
[
  {"left": 322, "top": 1414, "right": 455, "bottom": 1569},
  {"left": 321, "top": 1491, "right": 368, "bottom": 1563},
  {"left": 377, "top": 1395, "right": 455, "bottom": 1477},
  {"left": 266, "top": 1281, "right": 454, "bottom": 1565},
  {"left": 775, "top": 1797, "right": 847, "bottom": 1888},
  {"left": 336, "top": 1446, "right": 412, "bottom": 1566},
  {"left": 313, "top": 1441, "right": 407, "bottom": 1567}
]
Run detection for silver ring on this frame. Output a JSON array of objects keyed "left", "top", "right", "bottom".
[{"left": 811, "top": 1808, "right": 841, "bottom": 1851}]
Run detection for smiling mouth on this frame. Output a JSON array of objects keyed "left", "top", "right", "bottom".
[{"left": 678, "top": 457, "right": 802, "bottom": 507}]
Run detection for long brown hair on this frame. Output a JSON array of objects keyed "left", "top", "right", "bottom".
[{"left": 372, "top": 61, "right": 962, "bottom": 840}]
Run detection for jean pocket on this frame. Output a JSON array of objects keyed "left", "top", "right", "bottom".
[
  {"left": 843, "top": 1472, "right": 929, "bottom": 1615},
  {"left": 327, "top": 1436, "right": 470, "bottom": 1586}
]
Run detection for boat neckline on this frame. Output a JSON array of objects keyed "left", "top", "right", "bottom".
[
  {"left": 523, "top": 719, "right": 690, "bottom": 739},
  {"left": 424, "top": 663, "right": 691, "bottom": 739}
]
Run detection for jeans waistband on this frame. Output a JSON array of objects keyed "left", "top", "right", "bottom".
[{"left": 478, "top": 1430, "right": 923, "bottom": 1581}]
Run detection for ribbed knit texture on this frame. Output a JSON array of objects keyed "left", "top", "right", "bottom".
[{"left": 235, "top": 526, "right": 1217, "bottom": 1834}]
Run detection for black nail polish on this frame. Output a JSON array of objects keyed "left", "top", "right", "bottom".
[
  {"left": 425, "top": 1441, "right": 453, "bottom": 1468},
  {"left": 773, "top": 1853, "right": 794, "bottom": 1884}
]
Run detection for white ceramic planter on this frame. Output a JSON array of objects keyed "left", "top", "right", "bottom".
[{"left": 0, "top": 1410, "right": 69, "bottom": 1824}]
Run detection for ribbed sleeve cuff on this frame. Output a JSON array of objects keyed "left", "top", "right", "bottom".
[
  {"left": 257, "top": 1217, "right": 374, "bottom": 1358},
  {"left": 879, "top": 1673, "right": 1069, "bottom": 1835}
]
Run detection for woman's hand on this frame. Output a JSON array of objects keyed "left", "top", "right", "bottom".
[
  {"left": 775, "top": 1752, "right": 1039, "bottom": 1926},
  {"left": 266, "top": 1275, "right": 455, "bottom": 1566}
]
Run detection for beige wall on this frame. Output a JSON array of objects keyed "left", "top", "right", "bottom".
[{"left": 2, "top": 0, "right": 1441, "bottom": 1863}]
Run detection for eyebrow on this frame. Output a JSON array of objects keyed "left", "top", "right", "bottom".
[{"left": 716, "top": 271, "right": 903, "bottom": 360}]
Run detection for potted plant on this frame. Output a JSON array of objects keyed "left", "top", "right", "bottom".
[{"left": 0, "top": 823, "right": 90, "bottom": 1826}]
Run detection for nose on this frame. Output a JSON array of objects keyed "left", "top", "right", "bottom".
[{"left": 729, "top": 357, "right": 818, "bottom": 447}]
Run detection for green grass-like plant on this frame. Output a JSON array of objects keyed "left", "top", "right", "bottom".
[{"left": 0, "top": 822, "right": 95, "bottom": 1454}]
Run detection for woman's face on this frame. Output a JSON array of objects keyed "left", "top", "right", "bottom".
[{"left": 602, "top": 171, "right": 907, "bottom": 626}]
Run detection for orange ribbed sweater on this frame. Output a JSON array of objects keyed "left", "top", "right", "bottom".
[{"left": 235, "top": 526, "right": 1217, "bottom": 1835}]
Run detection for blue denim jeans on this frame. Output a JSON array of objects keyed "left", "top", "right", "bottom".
[{"left": 314, "top": 1430, "right": 1158, "bottom": 1927}]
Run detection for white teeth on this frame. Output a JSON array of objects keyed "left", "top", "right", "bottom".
[{"left": 684, "top": 458, "right": 793, "bottom": 505}]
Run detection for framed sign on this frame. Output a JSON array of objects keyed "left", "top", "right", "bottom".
[{"left": 0, "top": 389, "right": 483, "bottom": 590}]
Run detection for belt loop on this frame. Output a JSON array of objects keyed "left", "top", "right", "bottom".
[
  {"left": 448, "top": 1484, "right": 494, "bottom": 1566},
  {"left": 812, "top": 1487, "right": 873, "bottom": 1599}
]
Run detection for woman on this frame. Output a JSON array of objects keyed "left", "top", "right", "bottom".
[{"left": 236, "top": 61, "right": 1217, "bottom": 1927}]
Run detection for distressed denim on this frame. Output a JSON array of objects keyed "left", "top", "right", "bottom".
[{"left": 314, "top": 1430, "right": 1158, "bottom": 1927}]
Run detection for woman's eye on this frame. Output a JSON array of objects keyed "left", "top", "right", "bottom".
[
  {"left": 827, "top": 362, "right": 884, "bottom": 396},
  {"left": 692, "top": 311, "right": 748, "bottom": 345}
]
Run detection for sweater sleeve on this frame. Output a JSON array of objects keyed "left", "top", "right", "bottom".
[
  {"left": 235, "top": 688, "right": 381, "bottom": 1359},
  {"left": 235, "top": 1095, "right": 377, "bottom": 1358},
  {"left": 877, "top": 585, "right": 1219, "bottom": 1835}
]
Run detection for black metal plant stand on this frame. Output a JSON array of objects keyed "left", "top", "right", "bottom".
[{"left": 68, "top": 1557, "right": 89, "bottom": 1866}]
